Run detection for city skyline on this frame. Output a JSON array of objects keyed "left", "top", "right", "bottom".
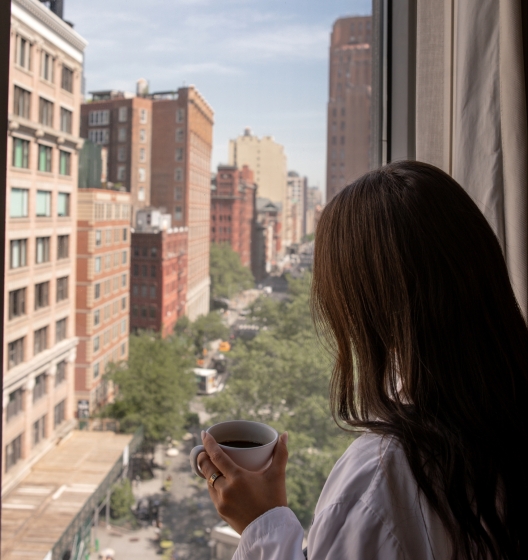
[{"left": 64, "top": 0, "right": 372, "bottom": 196}]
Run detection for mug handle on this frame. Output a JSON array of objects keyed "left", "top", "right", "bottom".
[{"left": 190, "top": 445, "right": 206, "bottom": 478}]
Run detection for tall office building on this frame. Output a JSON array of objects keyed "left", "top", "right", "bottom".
[
  {"left": 228, "top": 128, "right": 288, "bottom": 251},
  {"left": 3, "top": 0, "right": 87, "bottom": 491},
  {"left": 326, "top": 16, "right": 372, "bottom": 202},
  {"left": 149, "top": 87, "right": 214, "bottom": 320},
  {"left": 80, "top": 90, "right": 153, "bottom": 218},
  {"left": 286, "top": 172, "right": 308, "bottom": 245}
]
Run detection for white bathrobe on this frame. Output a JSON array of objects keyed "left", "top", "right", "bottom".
[{"left": 233, "top": 432, "right": 450, "bottom": 559}]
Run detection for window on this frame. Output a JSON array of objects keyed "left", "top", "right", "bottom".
[
  {"left": 6, "top": 389, "right": 23, "bottom": 422},
  {"left": 133, "top": 284, "right": 139, "bottom": 296},
  {"left": 149, "top": 306, "right": 157, "bottom": 318},
  {"left": 39, "top": 97, "right": 54, "bottom": 127},
  {"left": 117, "top": 166, "right": 126, "bottom": 181},
  {"left": 33, "top": 373, "right": 47, "bottom": 402},
  {"left": 37, "top": 190, "right": 52, "bottom": 216},
  {"left": 139, "top": 167, "right": 146, "bottom": 182},
  {"left": 133, "top": 264, "right": 139, "bottom": 277},
  {"left": 117, "top": 146, "right": 126, "bottom": 162},
  {"left": 57, "top": 235, "right": 69, "bottom": 259},
  {"left": 123, "top": 228, "right": 128, "bottom": 241},
  {"left": 175, "top": 148, "right": 183, "bottom": 161},
  {"left": 174, "top": 206, "right": 183, "bottom": 221},
  {"left": 36, "top": 237, "right": 51, "bottom": 263},
  {"left": 141, "top": 285, "right": 147, "bottom": 297},
  {"left": 38, "top": 146, "right": 52, "bottom": 173},
  {"left": 104, "top": 279, "right": 111, "bottom": 295},
  {"left": 142, "top": 246, "right": 148, "bottom": 257},
  {"left": 5, "top": 434, "right": 22, "bottom": 472},
  {"left": 10, "top": 188, "right": 28, "bottom": 218},
  {"left": 10, "top": 239, "right": 27, "bottom": 269},
  {"left": 35, "top": 282, "right": 50, "bottom": 310},
  {"left": 93, "top": 336, "right": 100, "bottom": 353},
  {"left": 56, "top": 318, "right": 67, "bottom": 343},
  {"left": 61, "top": 65, "right": 74, "bottom": 92},
  {"left": 150, "top": 285, "right": 157, "bottom": 298},
  {"left": 54, "top": 400, "right": 65, "bottom": 428},
  {"left": 132, "top": 305, "right": 138, "bottom": 317},
  {"left": 140, "top": 108, "right": 148, "bottom": 123},
  {"left": 176, "top": 108, "right": 184, "bottom": 123},
  {"left": 55, "top": 361, "right": 66, "bottom": 385},
  {"left": 174, "top": 168, "right": 183, "bottom": 182},
  {"left": 59, "top": 151, "right": 71, "bottom": 176},
  {"left": 89, "top": 110, "right": 110, "bottom": 126},
  {"left": 122, "top": 250, "right": 127, "bottom": 264},
  {"left": 13, "top": 86, "right": 30, "bottom": 118},
  {"left": 60, "top": 107, "right": 72, "bottom": 133},
  {"left": 118, "top": 127, "right": 127, "bottom": 142},
  {"left": 95, "top": 256, "right": 101, "bottom": 273},
  {"left": 141, "top": 306, "right": 147, "bottom": 318},
  {"left": 57, "top": 193, "right": 70, "bottom": 217},
  {"left": 16, "top": 34, "right": 31, "bottom": 69},
  {"left": 151, "top": 265, "right": 156, "bottom": 278},
  {"left": 93, "top": 309, "right": 100, "bottom": 327},
  {"left": 121, "top": 318, "right": 127, "bottom": 334},
  {"left": 9, "top": 288, "right": 26, "bottom": 320},
  {"left": 176, "top": 128, "right": 184, "bottom": 142},
  {"left": 139, "top": 147, "right": 146, "bottom": 162},
  {"left": 121, "top": 296, "right": 127, "bottom": 310},
  {"left": 151, "top": 247, "right": 158, "bottom": 258},
  {"left": 12, "top": 138, "right": 29, "bottom": 169},
  {"left": 57, "top": 276, "right": 69, "bottom": 302},
  {"left": 114, "top": 252, "right": 119, "bottom": 267},
  {"left": 88, "top": 129, "right": 109, "bottom": 144},
  {"left": 103, "top": 330, "right": 110, "bottom": 345},
  {"left": 34, "top": 326, "right": 48, "bottom": 355},
  {"left": 118, "top": 106, "right": 128, "bottom": 122},
  {"left": 174, "top": 187, "right": 183, "bottom": 201},
  {"left": 121, "top": 275, "right": 127, "bottom": 290},
  {"left": 139, "top": 129, "right": 146, "bottom": 143},
  {"left": 94, "top": 283, "right": 101, "bottom": 299},
  {"left": 95, "top": 230, "right": 102, "bottom": 246},
  {"left": 142, "top": 265, "right": 148, "bottom": 277},
  {"left": 105, "top": 255, "right": 112, "bottom": 269},
  {"left": 138, "top": 187, "right": 145, "bottom": 201},
  {"left": 33, "top": 415, "right": 46, "bottom": 446},
  {"left": 105, "top": 229, "right": 112, "bottom": 244},
  {"left": 93, "top": 362, "right": 100, "bottom": 378},
  {"left": 8, "top": 338, "right": 24, "bottom": 369}
]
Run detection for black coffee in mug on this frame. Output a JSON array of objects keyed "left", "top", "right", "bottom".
[{"left": 219, "top": 440, "right": 263, "bottom": 449}]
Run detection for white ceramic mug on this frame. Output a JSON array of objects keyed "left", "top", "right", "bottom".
[{"left": 189, "top": 420, "right": 279, "bottom": 478}]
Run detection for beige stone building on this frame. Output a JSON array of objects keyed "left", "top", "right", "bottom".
[
  {"left": 3, "top": 0, "right": 87, "bottom": 493},
  {"left": 228, "top": 128, "right": 288, "bottom": 251}
]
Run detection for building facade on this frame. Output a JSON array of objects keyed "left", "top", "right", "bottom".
[
  {"left": 211, "top": 165, "right": 256, "bottom": 268},
  {"left": 80, "top": 91, "right": 153, "bottom": 217},
  {"left": 149, "top": 87, "right": 214, "bottom": 320},
  {"left": 130, "top": 221, "right": 188, "bottom": 337},
  {"left": 305, "top": 186, "right": 323, "bottom": 236},
  {"left": 3, "top": 0, "right": 87, "bottom": 491},
  {"left": 253, "top": 198, "right": 282, "bottom": 281},
  {"left": 286, "top": 172, "right": 308, "bottom": 245},
  {"left": 326, "top": 16, "right": 372, "bottom": 202},
  {"left": 75, "top": 189, "right": 131, "bottom": 414},
  {"left": 228, "top": 128, "right": 288, "bottom": 251}
]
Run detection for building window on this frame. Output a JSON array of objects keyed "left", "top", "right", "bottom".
[
  {"left": 150, "top": 286, "right": 157, "bottom": 299},
  {"left": 118, "top": 127, "right": 127, "bottom": 142},
  {"left": 132, "top": 284, "right": 139, "bottom": 296},
  {"left": 174, "top": 168, "right": 183, "bottom": 182},
  {"left": 118, "top": 106, "right": 128, "bottom": 122},
  {"left": 138, "top": 187, "right": 145, "bottom": 201},
  {"left": 149, "top": 306, "right": 157, "bottom": 318},
  {"left": 114, "top": 252, "right": 120, "bottom": 267},
  {"left": 95, "top": 256, "right": 101, "bottom": 273},
  {"left": 9, "top": 288, "right": 26, "bottom": 320},
  {"left": 175, "top": 128, "right": 184, "bottom": 142},
  {"left": 93, "top": 336, "right": 100, "bottom": 353},
  {"left": 132, "top": 305, "right": 138, "bottom": 317},
  {"left": 140, "top": 108, "right": 148, "bottom": 123},
  {"left": 36, "top": 190, "right": 52, "bottom": 216},
  {"left": 61, "top": 65, "right": 74, "bottom": 93},
  {"left": 8, "top": 338, "right": 24, "bottom": 369},
  {"left": 95, "top": 230, "right": 102, "bottom": 246},
  {"left": 122, "top": 250, "right": 127, "bottom": 264},
  {"left": 36, "top": 237, "right": 51, "bottom": 263},
  {"left": 139, "top": 167, "right": 146, "bottom": 182},
  {"left": 105, "top": 255, "right": 112, "bottom": 270},
  {"left": 151, "top": 247, "right": 157, "bottom": 258},
  {"left": 56, "top": 318, "right": 67, "bottom": 343},
  {"left": 13, "top": 86, "right": 30, "bottom": 118},
  {"left": 142, "top": 265, "right": 147, "bottom": 277},
  {"left": 10, "top": 188, "right": 28, "bottom": 217},
  {"left": 38, "top": 145, "right": 53, "bottom": 173},
  {"left": 88, "top": 129, "right": 109, "bottom": 144},
  {"left": 12, "top": 138, "right": 29, "bottom": 169},
  {"left": 54, "top": 400, "right": 66, "bottom": 428},
  {"left": 141, "top": 306, "right": 147, "bottom": 318},
  {"left": 93, "top": 362, "right": 100, "bottom": 378},
  {"left": 6, "top": 389, "right": 23, "bottom": 422},
  {"left": 35, "top": 282, "right": 50, "bottom": 310},
  {"left": 34, "top": 326, "right": 48, "bottom": 355},
  {"left": 139, "top": 129, "right": 146, "bottom": 143},
  {"left": 39, "top": 97, "right": 54, "bottom": 127},
  {"left": 5, "top": 434, "right": 22, "bottom": 472},
  {"left": 151, "top": 265, "right": 156, "bottom": 278},
  {"left": 117, "top": 146, "right": 126, "bottom": 162},
  {"left": 105, "top": 229, "right": 112, "bottom": 245},
  {"left": 94, "top": 309, "right": 100, "bottom": 326},
  {"left": 60, "top": 107, "right": 72, "bottom": 133},
  {"left": 176, "top": 108, "right": 184, "bottom": 123},
  {"left": 174, "top": 187, "right": 183, "bottom": 201},
  {"left": 59, "top": 151, "right": 71, "bottom": 176},
  {"left": 174, "top": 206, "right": 183, "bottom": 221},
  {"left": 16, "top": 34, "right": 32, "bottom": 69},
  {"left": 57, "top": 276, "right": 69, "bottom": 302},
  {"left": 121, "top": 318, "right": 127, "bottom": 333},
  {"left": 133, "top": 264, "right": 139, "bottom": 276},
  {"left": 94, "top": 283, "right": 101, "bottom": 299},
  {"left": 117, "top": 166, "right": 126, "bottom": 181},
  {"left": 33, "top": 415, "right": 46, "bottom": 446},
  {"left": 10, "top": 239, "right": 27, "bottom": 269},
  {"left": 33, "top": 373, "right": 47, "bottom": 402},
  {"left": 58, "top": 192, "right": 70, "bottom": 216},
  {"left": 55, "top": 360, "right": 66, "bottom": 385},
  {"left": 123, "top": 228, "right": 128, "bottom": 242},
  {"left": 141, "top": 285, "right": 147, "bottom": 297},
  {"left": 57, "top": 235, "right": 69, "bottom": 259},
  {"left": 103, "top": 330, "right": 110, "bottom": 345},
  {"left": 121, "top": 296, "right": 127, "bottom": 310},
  {"left": 175, "top": 148, "right": 183, "bottom": 162},
  {"left": 139, "top": 147, "right": 146, "bottom": 162},
  {"left": 89, "top": 110, "right": 110, "bottom": 126}
]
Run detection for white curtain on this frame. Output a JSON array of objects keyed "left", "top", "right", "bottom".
[{"left": 415, "top": 0, "right": 528, "bottom": 318}]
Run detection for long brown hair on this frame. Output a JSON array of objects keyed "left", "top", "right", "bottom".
[{"left": 312, "top": 161, "right": 528, "bottom": 560}]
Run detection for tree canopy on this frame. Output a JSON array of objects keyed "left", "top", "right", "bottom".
[
  {"left": 174, "top": 311, "right": 229, "bottom": 357},
  {"left": 205, "top": 273, "right": 355, "bottom": 526},
  {"left": 210, "top": 242, "right": 254, "bottom": 299}
]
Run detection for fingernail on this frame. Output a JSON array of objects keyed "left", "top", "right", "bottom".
[
  {"left": 282, "top": 432, "right": 288, "bottom": 445},
  {"left": 201, "top": 430, "right": 206, "bottom": 442}
]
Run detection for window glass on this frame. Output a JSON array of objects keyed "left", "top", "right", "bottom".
[
  {"left": 36, "top": 237, "right": 50, "bottom": 264},
  {"left": 5, "top": 434, "right": 22, "bottom": 471},
  {"left": 35, "top": 282, "right": 50, "bottom": 310},
  {"left": 88, "top": 129, "right": 109, "bottom": 144},
  {"left": 57, "top": 276, "right": 69, "bottom": 302},
  {"left": 13, "top": 86, "right": 30, "bottom": 118},
  {"left": 118, "top": 127, "right": 127, "bottom": 142},
  {"left": 93, "top": 336, "right": 100, "bottom": 352},
  {"left": 54, "top": 400, "right": 65, "bottom": 427},
  {"left": 36, "top": 190, "right": 51, "bottom": 216},
  {"left": 34, "top": 326, "right": 48, "bottom": 355},
  {"left": 10, "top": 239, "right": 27, "bottom": 268},
  {"left": 58, "top": 235, "right": 69, "bottom": 259},
  {"left": 59, "top": 151, "right": 71, "bottom": 176},
  {"left": 58, "top": 192, "right": 70, "bottom": 216},
  {"left": 8, "top": 288, "right": 26, "bottom": 320},
  {"left": 93, "top": 362, "right": 100, "bottom": 378},
  {"left": 56, "top": 318, "right": 67, "bottom": 343},
  {"left": 33, "top": 373, "right": 47, "bottom": 402},
  {"left": 39, "top": 97, "right": 54, "bottom": 127},
  {"left": 95, "top": 230, "right": 102, "bottom": 246},
  {"left": 139, "top": 129, "right": 146, "bottom": 143},
  {"left": 94, "top": 283, "right": 101, "bottom": 299},
  {"left": 60, "top": 107, "right": 72, "bottom": 133},
  {"left": 122, "top": 250, "right": 127, "bottom": 264},
  {"left": 12, "top": 138, "right": 29, "bottom": 169},
  {"left": 118, "top": 106, "right": 128, "bottom": 122},
  {"left": 61, "top": 65, "right": 74, "bottom": 92},
  {"left": 95, "top": 257, "right": 101, "bottom": 273},
  {"left": 38, "top": 146, "right": 52, "bottom": 173},
  {"left": 8, "top": 338, "right": 24, "bottom": 369},
  {"left": 55, "top": 361, "right": 66, "bottom": 385},
  {"left": 10, "top": 188, "right": 28, "bottom": 217},
  {"left": 94, "top": 309, "right": 100, "bottom": 326},
  {"left": 6, "top": 389, "right": 24, "bottom": 422}
]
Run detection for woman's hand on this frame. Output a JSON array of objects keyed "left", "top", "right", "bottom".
[{"left": 197, "top": 431, "right": 289, "bottom": 535}]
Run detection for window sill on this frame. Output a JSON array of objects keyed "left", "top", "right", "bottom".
[{"left": 10, "top": 166, "right": 31, "bottom": 173}]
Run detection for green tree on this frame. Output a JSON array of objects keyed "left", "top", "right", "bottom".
[
  {"left": 206, "top": 273, "right": 355, "bottom": 526},
  {"left": 210, "top": 242, "right": 254, "bottom": 299},
  {"left": 175, "top": 311, "right": 229, "bottom": 357},
  {"left": 104, "top": 332, "right": 195, "bottom": 444},
  {"left": 110, "top": 478, "right": 135, "bottom": 520}
]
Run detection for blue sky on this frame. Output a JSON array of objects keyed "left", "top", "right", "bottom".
[{"left": 65, "top": 0, "right": 371, "bottom": 194}]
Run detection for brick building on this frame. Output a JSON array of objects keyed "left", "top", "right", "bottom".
[
  {"left": 149, "top": 87, "right": 213, "bottom": 320},
  {"left": 3, "top": 0, "right": 86, "bottom": 491},
  {"left": 130, "top": 210, "right": 188, "bottom": 337},
  {"left": 286, "top": 172, "right": 308, "bottom": 245},
  {"left": 253, "top": 199, "right": 282, "bottom": 281},
  {"left": 211, "top": 165, "right": 256, "bottom": 268},
  {"left": 327, "top": 16, "right": 372, "bottom": 201},
  {"left": 75, "top": 189, "right": 131, "bottom": 414},
  {"left": 80, "top": 91, "right": 152, "bottom": 217}
]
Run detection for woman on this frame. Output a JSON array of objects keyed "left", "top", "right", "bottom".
[{"left": 198, "top": 161, "right": 528, "bottom": 559}]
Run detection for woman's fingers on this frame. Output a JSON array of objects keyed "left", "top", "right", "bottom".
[
  {"left": 197, "top": 451, "right": 219, "bottom": 480},
  {"left": 201, "top": 431, "right": 241, "bottom": 478}
]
